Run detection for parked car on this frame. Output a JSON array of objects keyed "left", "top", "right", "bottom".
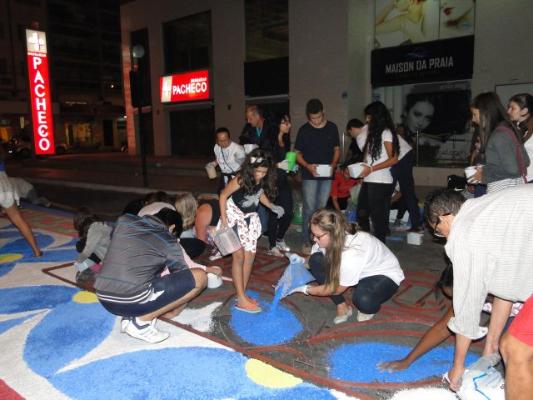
[{"left": 4, "top": 137, "right": 68, "bottom": 158}]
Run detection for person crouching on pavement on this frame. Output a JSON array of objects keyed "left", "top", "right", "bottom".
[
  {"left": 94, "top": 203, "right": 207, "bottom": 344},
  {"left": 289, "top": 208, "right": 404, "bottom": 325}
]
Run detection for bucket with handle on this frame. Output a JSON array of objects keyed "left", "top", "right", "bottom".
[
  {"left": 213, "top": 226, "right": 242, "bottom": 255},
  {"left": 205, "top": 163, "right": 217, "bottom": 179}
]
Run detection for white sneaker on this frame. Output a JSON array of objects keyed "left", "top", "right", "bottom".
[
  {"left": 356, "top": 311, "right": 375, "bottom": 322},
  {"left": 275, "top": 240, "right": 291, "bottom": 252},
  {"left": 125, "top": 318, "right": 170, "bottom": 343},
  {"left": 267, "top": 247, "right": 283, "bottom": 257},
  {"left": 120, "top": 317, "right": 131, "bottom": 333},
  {"left": 333, "top": 307, "right": 353, "bottom": 325}
]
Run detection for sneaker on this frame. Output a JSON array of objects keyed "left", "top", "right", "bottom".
[
  {"left": 267, "top": 247, "right": 283, "bottom": 257},
  {"left": 356, "top": 311, "right": 375, "bottom": 322},
  {"left": 120, "top": 317, "right": 132, "bottom": 333},
  {"left": 275, "top": 240, "right": 291, "bottom": 252},
  {"left": 408, "top": 226, "right": 425, "bottom": 234},
  {"left": 333, "top": 307, "right": 353, "bottom": 325},
  {"left": 125, "top": 318, "right": 170, "bottom": 343}
]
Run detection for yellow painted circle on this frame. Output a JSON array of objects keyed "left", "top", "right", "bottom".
[
  {"left": 0, "top": 253, "right": 23, "bottom": 263},
  {"left": 73, "top": 291, "right": 98, "bottom": 304},
  {"left": 245, "top": 358, "right": 302, "bottom": 389}
]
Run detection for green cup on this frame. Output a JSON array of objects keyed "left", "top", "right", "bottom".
[{"left": 285, "top": 151, "right": 297, "bottom": 171}]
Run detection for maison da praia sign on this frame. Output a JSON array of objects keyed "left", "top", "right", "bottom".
[
  {"left": 160, "top": 70, "right": 210, "bottom": 103},
  {"left": 26, "top": 29, "right": 55, "bottom": 155}
]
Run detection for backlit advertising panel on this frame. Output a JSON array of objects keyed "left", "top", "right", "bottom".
[
  {"left": 160, "top": 70, "right": 210, "bottom": 103},
  {"left": 26, "top": 29, "right": 55, "bottom": 155}
]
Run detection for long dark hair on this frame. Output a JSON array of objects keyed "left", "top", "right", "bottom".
[
  {"left": 471, "top": 92, "right": 520, "bottom": 156},
  {"left": 237, "top": 148, "right": 277, "bottom": 200},
  {"left": 509, "top": 93, "right": 533, "bottom": 142},
  {"left": 363, "top": 101, "right": 399, "bottom": 162}
]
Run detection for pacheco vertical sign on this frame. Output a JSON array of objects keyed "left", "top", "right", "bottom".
[{"left": 26, "top": 29, "right": 55, "bottom": 155}]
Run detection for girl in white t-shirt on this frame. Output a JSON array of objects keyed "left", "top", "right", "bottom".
[
  {"left": 292, "top": 208, "right": 404, "bottom": 324},
  {"left": 357, "top": 101, "right": 400, "bottom": 243}
]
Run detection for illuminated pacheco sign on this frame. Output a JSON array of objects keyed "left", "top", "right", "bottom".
[
  {"left": 26, "top": 29, "right": 55, "bottom": 155},
  {"left": 160, "top": 70, "right": 210, "bottom": 103}
]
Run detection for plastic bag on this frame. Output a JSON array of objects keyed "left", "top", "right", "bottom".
[
  {"left": 457, "top": 354, "right": 505, "bottom": 400},
  {"left": 272, "top": 261, "right": 315, "bottom": 307}
]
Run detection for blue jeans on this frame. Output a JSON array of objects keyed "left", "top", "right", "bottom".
[{"left": 301, "top": 179, "right": 332, "bottom": 242}]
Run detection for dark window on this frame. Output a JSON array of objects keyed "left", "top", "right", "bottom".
[
  {"left": 169, "top": 108, "right": 214, "bottom": 156},
  {"left": 163, "top": 11, "right": 211, "bottom": 73},
  {"left": 14, "top": 0, "right": 41, "bottom": 6},
  {"left": 0, "top": 59, "right": 7, "bottom": 75},
  {"left": 245, "top": 0, "right": 288, "bottom": 62},
  {"left": 244, "top": 0, "right": 288, "bottom": 96}
]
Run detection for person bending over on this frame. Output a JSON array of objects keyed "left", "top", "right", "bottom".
[
  {"left": 290, "top": 208, "right": 404, "bottom": 325},
  {"left": 95, "top": 204, "right": 207, "bottom": 344}
]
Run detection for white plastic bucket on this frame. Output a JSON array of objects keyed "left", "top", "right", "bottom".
[
  {"left": 207, "top": 272, "right": 223, "bottom": 289},
  {"left": 205, "top": 163, "right": 217, "bottom": 179},
  {"left": 316, "top": 164, "right": 332, "bottom": 177},
  {"left": 213, "top": 227, "right": 242, "bottom": 255},
  {"left": 348, "top": 162, "right": 365, "bottom": 178}
]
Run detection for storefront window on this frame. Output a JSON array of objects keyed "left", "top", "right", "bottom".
[
  {"left": 373, "top": 82, "right": 472, "bottom": 168},
  {"left": 169, "top": 108, "right": 214, "bottom": 156},
  {"left": 244, "top": 0, "right": 288, "bottom": 97},
  {"left": 163, "top": 11, "right": 211, "bottom": 74}
]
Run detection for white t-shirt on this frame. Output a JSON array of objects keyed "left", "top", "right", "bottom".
[
  {"left": 311, "top": 231, "right": 404, "bottom": 287},
  {"left": 364, "top": 129, "right": 394, "bottom": 184},
  {"left": 524, "top": 135, "right": 533, "bottom": 182},
  {"left": 214, "top": 142, "right": 245, "bottom": 174}
]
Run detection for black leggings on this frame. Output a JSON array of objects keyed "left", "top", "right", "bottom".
[
  {"left": 309, "top": 252, "right": 398, "bottom": 314},
  {"left": 267, "top": 169, "right": 293, "bottom": 247},
  {"left": 357, "top": 182, "right": 394, "bottom": 243}
]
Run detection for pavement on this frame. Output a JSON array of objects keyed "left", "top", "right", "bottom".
[{"left": 1, "top": 152, "right": 471, "bottom": 399}]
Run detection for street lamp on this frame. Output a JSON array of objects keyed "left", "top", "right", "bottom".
[{"left": 131, "top": 44, "right": 148, "bottom": 187}]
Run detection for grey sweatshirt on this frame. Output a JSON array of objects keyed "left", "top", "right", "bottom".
[
  {"left": 482, "top": 124, "right": 530, "bottom": 184},
  {"left": 94, "top": 214, "right": 189, "bottom": 298}
]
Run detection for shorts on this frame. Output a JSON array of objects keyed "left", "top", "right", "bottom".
[
  {"left": 98, "top": 268, "right": 195, "bottom": 317},
  {"left": 508, "top": 294, "right": 533, "bottom": 347}
]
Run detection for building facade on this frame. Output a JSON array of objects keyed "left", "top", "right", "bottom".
[
  {"left": 0, "top": 0, "right": 125, "bottom": 153},
  {"left": 120, "top": 0, "right": 533, "bottom": 182}
]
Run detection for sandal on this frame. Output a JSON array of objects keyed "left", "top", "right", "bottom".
[{"left": 235, "top": 302, "right": 262, "bottom": 313}]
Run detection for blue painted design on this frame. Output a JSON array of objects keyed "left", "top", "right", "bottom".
[
  {"left": 25, "top": 300, "right": 113, "bottom": 377},
  {"left": 0, "top": 285, "right": 77, "bottom": 313},
  {"left": 329, "top": 342, "right": 478, "bottom": 383},
  {"left": 0, "top": 315, "right": 34, "bottom": 335},
  {"left": 50, "top": 347, "right": 335, "bottom": 400},
  {"left": 230, "top": 291, "right": 303, "bottom": 346},
  {"left": 0, "top": 231, "right": 76, "bottom": 277}
]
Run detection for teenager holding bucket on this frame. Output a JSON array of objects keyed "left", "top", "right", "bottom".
[{"left": 218, "top": 149, "right": 284, "bottom": 313}]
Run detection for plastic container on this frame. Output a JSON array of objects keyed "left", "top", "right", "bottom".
[
  {"left": 213, "top": 226, "right": 242, "bottom": 255},
  {"left": 407, "top": 232, "right": 423, "bottom": 245},
  {"left": 347, "top": 162, "right": 365, "bottom": 178},
  {"left": 205, "top": 163, "right": 217, "bottom": 179},
  {"left": 285, "top": 151, "right": 297, "bottom": 171},
  {"left": 244, "top": 144, "right": 258, "bottom": 154},
  {"left": 316, "top": 164, "right": 332, "bottom": 177},
  {"left": 207, "top": 272, "right": 223, "bottom": 289}
]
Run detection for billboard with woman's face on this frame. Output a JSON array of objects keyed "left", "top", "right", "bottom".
[{"left": 375, "top": 0, "right": 475, "bottom": 48}]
